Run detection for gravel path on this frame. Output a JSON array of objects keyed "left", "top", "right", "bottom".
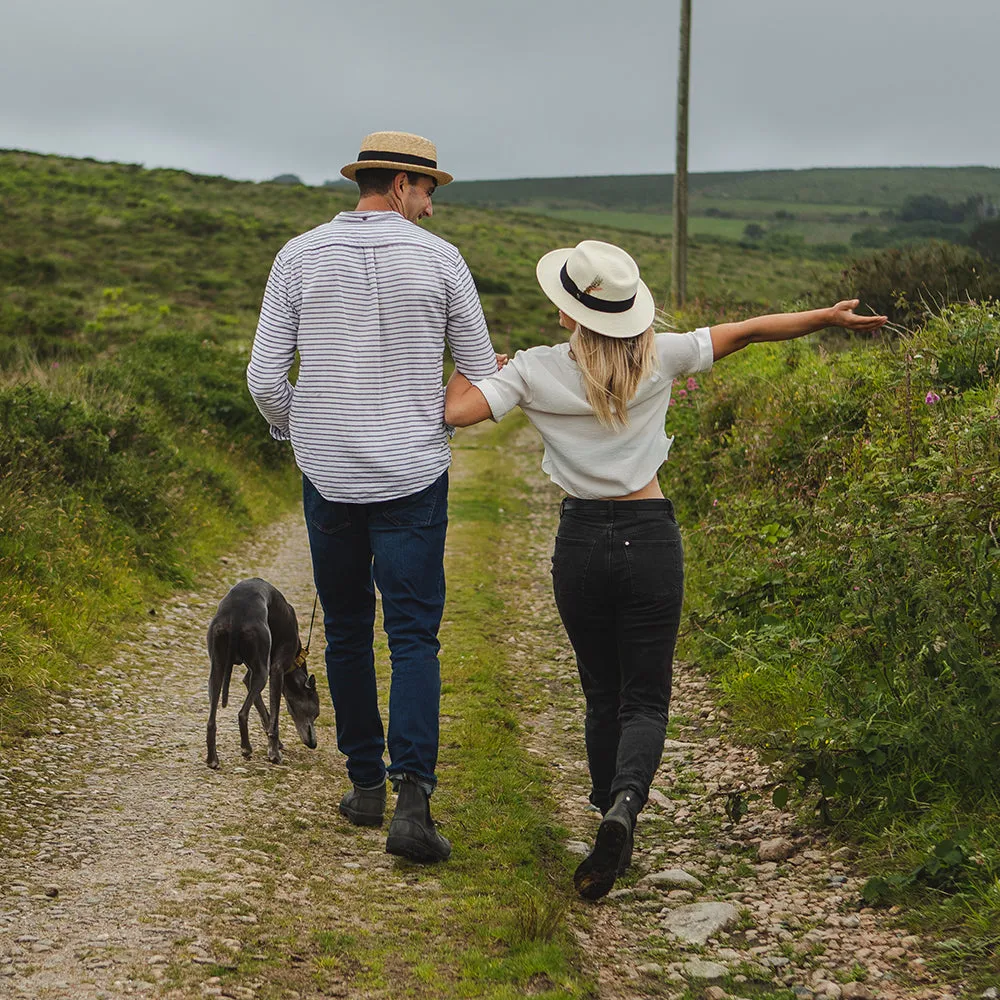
[{"left": 0, "top": 424, "right": 967, "bottom": 1000}]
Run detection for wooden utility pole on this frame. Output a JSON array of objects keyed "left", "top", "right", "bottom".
[{"left": 671, "top": 0, "right": 691, "bottom": 309}]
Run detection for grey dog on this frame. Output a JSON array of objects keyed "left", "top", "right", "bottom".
[{"left": 205, "top": 578, "right": 320, "bottom": 769}]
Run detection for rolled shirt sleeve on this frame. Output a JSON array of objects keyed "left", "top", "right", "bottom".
[
  {"left": 445, "top": 257, "right": 499, "bottom": 383},
  {"left": 656, "top": 326, "right": 714, "bottom": 376},
  {"left": 247, "top": 251, "right": 298, "bottom": 441}
]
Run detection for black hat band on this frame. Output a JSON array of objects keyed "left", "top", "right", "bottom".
[
  {"left": 357, "top": 150, "right": 438, "bottom": 169},
  {"left": 559, "top": 263, "right": 636, "bottom": 313}
]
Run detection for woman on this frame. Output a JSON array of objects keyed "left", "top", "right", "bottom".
[{"left": 445, "top": 240, "right": 886, "bottom": 900}]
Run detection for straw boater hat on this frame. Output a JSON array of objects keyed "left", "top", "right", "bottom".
[
  {"left": 536, "top": 240, "right": 655, "bottom": 338},
  {"left": 340, "top": 131, "right": 454, "bottom": 186}
]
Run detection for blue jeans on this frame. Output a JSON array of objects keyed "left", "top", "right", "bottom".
[
  {"left": 302, "top": 471, "right": 448, "bottom": 791},
  {"left": 551, "top": 497, "right": 684, "bottom": 813}
]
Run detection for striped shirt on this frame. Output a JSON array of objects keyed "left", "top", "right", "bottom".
[{"left": 247, "top": 210, "right": 497, "bottom": 503}]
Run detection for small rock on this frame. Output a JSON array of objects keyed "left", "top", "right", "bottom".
[
  {"left": 661, "top": 902, "right": 740, "bottom": 945},
  {"left": 813, "top": 981, "right": 842, "bottom": 999},
  {"left": 983, "top": 990, "right": 999, "bottom": 1000},
  {"left": 640, "top": 868, "right": 704, "bottom": 890},
  {"left": 682, "top": 959, "right": 727, "bottom": 980},
  {"left": 44, "top": 886, "right": 60, "bottom": 898},
  {"left": 565, "top": 840, "right": 590, "bottom": 857},
  {"left": 758, "top": 837, "right": 796, "bottom": 861},
  {"left": 705, "top": 988, "right": 728, "bottom": 1000},
  {"left": 841, "top": 985, "right": 874, "bottom": 1000},
  {"left": 636, "top": 963, "right": 662, "bottom": 975}
]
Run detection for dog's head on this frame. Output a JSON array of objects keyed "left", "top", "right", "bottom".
[{"left": 283, "top": 665, "right": 320, "bottom": 749}]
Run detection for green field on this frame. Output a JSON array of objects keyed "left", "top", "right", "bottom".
[
  {"left": 436, "top": 165, "right": 1000, "bottom": 211},
  {"left": 534, "top": 207, "right": 870, "bottom": 246}
]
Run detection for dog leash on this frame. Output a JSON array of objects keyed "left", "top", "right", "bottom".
[{"left": 292, "top": 592, "right": 320, "bottom": 671}]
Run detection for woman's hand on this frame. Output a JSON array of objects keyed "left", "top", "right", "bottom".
[
  {"left": 496, "top": 353, "right": 509, "bottom": 370},
  {"left": 829, "top": 299, "right": 888, "bottom": 333}
]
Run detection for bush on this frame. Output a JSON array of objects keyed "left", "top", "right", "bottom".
[
  {"left": 969, "top": 219, "right": 1000, "bottom": 265},
  {"left": 670, "top": 302, "right": 1000, "bottom": 829},
  {"left": 827, "top": 242, "right": 1000, "bottom": 328}
]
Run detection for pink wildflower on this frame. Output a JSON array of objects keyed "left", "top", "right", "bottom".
[
  {"left": 925, "top": 390, "right": 940, "bottom": 405},
  {"left": 678, "top": 389, "right": 687, "bottom": 399},
  {"left": 687, "top": 377, "right": 699, "bottom": 391}
]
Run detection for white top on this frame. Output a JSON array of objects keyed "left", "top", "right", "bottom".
[
  {"left": 477, "top": 328, "right": 714, "bottom": 499},
  {"left": 247, "top": 211, "right": 498, "bottom": 503}
]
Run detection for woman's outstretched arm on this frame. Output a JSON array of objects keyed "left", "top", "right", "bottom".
[{"left": 710, "top": 299, "right": 887, "bottom": 361}]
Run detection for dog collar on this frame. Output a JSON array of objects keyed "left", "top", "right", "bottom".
[{"left": 289, "top": 646, "right": 308, "bottom": 673}]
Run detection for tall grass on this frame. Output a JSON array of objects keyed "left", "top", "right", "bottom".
[{"left": 667, "top": 301, "right": 1000, "bottom": 931}]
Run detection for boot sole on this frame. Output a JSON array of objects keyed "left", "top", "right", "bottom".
[
  {"left": 339, "top": 804, "right": 384, "bottom": 828},
  {"left": 385, "top": 820, "right": 451, "bottom": 863},
  {"left": 574, "top": 815, "right": 629, "bottom": 900}
]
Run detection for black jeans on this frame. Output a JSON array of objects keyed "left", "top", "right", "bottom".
[{"left": 551, "top": 497, "right": 684, "bottom": 813}]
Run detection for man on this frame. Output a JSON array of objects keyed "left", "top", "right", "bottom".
[{"left": 247, "top": 131, "right": 498, "bottom": 862}]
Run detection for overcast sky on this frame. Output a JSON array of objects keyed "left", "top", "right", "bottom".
[{"left": 2, "top": 0, "right": 997, "bottom": 184}]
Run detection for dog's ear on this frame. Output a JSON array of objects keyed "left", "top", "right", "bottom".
[{"left": 307, "top": 673, "right": 317, "bottom": 690}]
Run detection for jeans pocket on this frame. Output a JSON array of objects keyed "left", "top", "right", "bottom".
[
  {"left": 379, "top": 473, "right": 448, "bottom": 529},
  {"left": 303, "top": 477, "right": 352, "bottom": 535},
  {"left": 623, "top": 539, "right": 684, "bottom": 599},
  {"left": 551, "top": 535, "right": 599, "bottom": 596}
]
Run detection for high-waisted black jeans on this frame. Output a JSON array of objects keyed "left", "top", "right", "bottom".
[{"left": 551, "top": 497, "right": 684, "bottom": 813}]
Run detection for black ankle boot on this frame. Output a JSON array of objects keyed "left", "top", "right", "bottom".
[
  {"left": 574, "top": 790, "right": 639, "bottom": 900},
  {"left": 339, "top": 782, "right": 386, "bottom": 827},
  {"left": 385, "top": 775, "right": 451, "bottom": 863}
]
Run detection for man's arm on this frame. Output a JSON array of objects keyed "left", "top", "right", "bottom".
[
  {"left": 247, "top": 253, "right": 298, "bottom": 440},
  {"left": 710, "top": 299, "right": 887, "bottom": 361},
  {"left": 445, "top": 370, "right": 493, "bottom": 427},
  {"left": 445, "top": 257, "right": 500, "bottom": 381}
]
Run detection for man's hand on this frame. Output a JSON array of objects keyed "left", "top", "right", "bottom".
[
  {"left": 829, "top": 299, "right": 888, "bottom": 333},
  {"left": 495, "top": 352, "right": 509, "bottom": 370}
]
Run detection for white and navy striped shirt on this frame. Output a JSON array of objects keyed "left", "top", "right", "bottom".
[{"left": 248, "top": 211, "right": 497, "bottom": 503}]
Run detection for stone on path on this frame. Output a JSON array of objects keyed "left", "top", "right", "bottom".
[
  {"left": 660, "top": 902, "right": 739, "bottom": 945},
  {"left": 840, "top": 985, "right": 874, "bottom": 1000},
  {"left": 639, "top": 868, "right": 704, "bottom": 890},
  {"left": 682, "top": 958, "right": 727, "bottom": 980},
  {"left": 758, "top": 836, "right": 796, "bottom": 861}
]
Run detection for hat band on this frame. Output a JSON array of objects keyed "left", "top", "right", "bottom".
[
  {"left": 559, "top": 264, "right": 636, "bottom": 314},
  {"left": 357, "top": 150, "right": 438, "bottom": 169}
]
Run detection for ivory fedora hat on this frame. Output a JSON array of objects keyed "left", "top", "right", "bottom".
[
  {"left": 536, "top": 240, "right": 655, "bottom": 338},
  {"left": 340, "top": 131, "right": 453, "bottom": 185}
]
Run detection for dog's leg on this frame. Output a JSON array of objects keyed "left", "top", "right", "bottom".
[
  {"left": 266, "top": 665, "right": 284, "bottom": 765},
  {"left": 251, "top": 692, "right": 271, "bottom": 733},
  {"left": 239, "top": 663, "right": 268, "bottom": 760},
  {"left": 206, "top": 654, "right": 224, "bottom": 770}
]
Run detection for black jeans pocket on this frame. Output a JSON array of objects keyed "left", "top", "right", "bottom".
[
  {"left": 551, "top": 535, "right": 599, "bottom": 596},
  {"left": 623, "top": 538, "right": 684, "bottom": 599}
]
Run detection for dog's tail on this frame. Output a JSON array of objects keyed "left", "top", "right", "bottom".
[{"left": 221, "top": 629, "right": 237, "bottom": 709}]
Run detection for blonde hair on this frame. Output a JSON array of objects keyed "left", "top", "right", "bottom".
[{"left": 572, "top": 323, "right": 658, "bottom": 429}]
